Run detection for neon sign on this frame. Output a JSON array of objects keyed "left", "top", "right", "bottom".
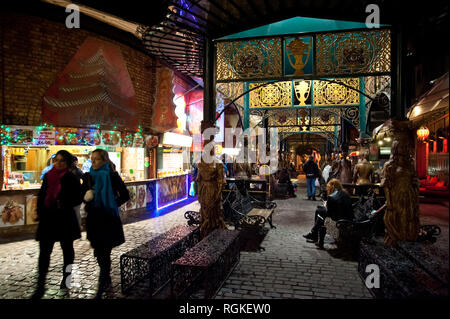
[{"left": 155, "top": 175, "right": 189, "bottom": 210}]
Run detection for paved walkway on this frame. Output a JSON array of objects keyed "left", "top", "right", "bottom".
[
  {"left": 0, "top": 185, "right": 446, "bottom": 299},
  {"left": 215, "top": 187, "right": 372, "bottom": 299}
]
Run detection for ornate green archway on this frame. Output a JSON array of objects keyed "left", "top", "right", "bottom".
[{"left": 214, "top": 27, "right": 392, "bottom": 147}]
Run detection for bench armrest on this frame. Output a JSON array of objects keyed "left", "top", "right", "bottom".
[
  {"left": 236, "top": 215, "right": 265, "bottom": 230},
  {"left": 184, "top": 211, "right": 201, "bottom": 226},
  {"left": 247, "top": 193, "right": 277, "bottom": 209},
  {"left": 226, "top": 205, "right": 248, "bottom": 223}
]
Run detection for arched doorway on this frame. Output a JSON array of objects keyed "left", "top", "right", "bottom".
[{"left": 281, "top": 132, "right": 331, "bottom": 173}]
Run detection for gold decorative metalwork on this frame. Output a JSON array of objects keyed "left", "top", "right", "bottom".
[
  {"left": 364, "top": 75, "right": 391, "bottom": 105},
  {"left": 247, "top": 78, "right": 360, "bottom": 109},
  {"left": 293, "top": 80, "right": 311, "bottom": 106},
  {"left": 249, "top": 114, "right": 263, "bottom": 128},
  {"left": 298, "top": 109, "right": 310, "bottom": 131},
  {"left": 286, "top": 37, "right": 312, "bottom": 76},
  {"left": 249, "top": 81, "right": 292, "bottom": 108},
  {"left": 216, "top": 39, "right": 282, "bottom": 81},
  {"left": 309, "top": 109, "right": 338, "bottom": 132},
  {"left": 278, "top": 126, "right": 299, "bottom": 133},
  {"left": 267, "top": 109, "right": 298, "bottom": 127},
  {"left": 302, "top": 106, "right": 358, "bottom": 133},
  {"left": 279, "top": 130, "right": 338, "bottom": 144},
  {"left": 249, "top": 109, "right": 265, "bottom": 118},
  {"left": 319, "top": 130, "right": 339, "bottom": 143},
  {"left": 216, "top": 82, "right": 245, "bottom": 108},
  {"left": 309, "top": 120, "right": 335, "bottom": 132},
  {"left": 313, "top": 78, "right": 359, "bottom": 105},
  {"left": 316, "top": 29, "right": 390, "bottom": 75},
  {"left": 339, "top": 106, "right": 360, "bottom": 129}
]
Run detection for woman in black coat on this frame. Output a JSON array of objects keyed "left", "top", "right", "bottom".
[
  {"left": 33, "top": 150, "right": 82, "bottom": 299},
  {"left": 81, "top": 149, "right": 129, "bottom": 297},
  {"left": 303, "top": 178, "right": 353, "bottom": 248},
  {"left": 278, "top": 168, "right": 296, "bottom": 197}
]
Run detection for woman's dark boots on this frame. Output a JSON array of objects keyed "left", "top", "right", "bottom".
[
  {"left": 95, "top": 250, "right": 112, "bottom": 299},
  {"left": 95, "top": 271, "right": 111, "bottom": 299},
  {"left": 32, "top": 256, "right": 49, "bottom": 299},
  {"left": 303, "top": 230, "right": 318, "bottom": 242},
  {"left": 31, "top": 275, "right": 46, "bottom": 299},
  {"left": 316, "top": 226, "right": 327, "bottom": 249}
]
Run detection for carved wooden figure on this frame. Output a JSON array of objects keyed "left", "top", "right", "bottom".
[
  {"left": 353, "top": 157, "right": 375, "bottom": 185},
  {"left": 381, "top": 120, "right": 420, "bottom": 246},
  {"left": 197, "top": 161, "right": 227, "bottom": 238},
  {"left": 196, "top": 120, "right": 227, "bottom": 238}
]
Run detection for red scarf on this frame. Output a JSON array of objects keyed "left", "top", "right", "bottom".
[{"left": 44, "top": 167, "right": 68, "bottom": 208}]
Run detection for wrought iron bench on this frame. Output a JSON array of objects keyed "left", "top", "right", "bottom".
[
  {"left": 224, "top": 185, "right": 277, "bottom": 231},
  {"left": 120, "top": 225, "right": 201, "bottom": 295},
  {"left": 185, "top": 184, "right": 277, "bottom": 232},
  {"left": 184, "top": 210, "right": 201, "bottom": 226},
  {"left": 335, "top": 203, "right": 386, "bottom": 245},
  {"left": 224, "top": 186, "right": 277, "bottom": 251},
  {"left": 170, "top": 228, "right": 241, "bottom": 299},
  {"left": 324, "top": 192, "right": 386, "bottom": 248}
]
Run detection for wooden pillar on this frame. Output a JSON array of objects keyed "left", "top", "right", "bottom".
[
  {"left": 390, "top": 23, "right": 408, "bottom": 120},
  {"left": 380, "top": 20, "right": 420, "bottom": 246},
  {"left": 198, "top": 37, "right": 226, "bottom": 238},
  {"left": 203, "top": 38, "right": 216, "bottom": 125},
  {"left": 243, "top": 82, "right": 250, "bottom": 130}
]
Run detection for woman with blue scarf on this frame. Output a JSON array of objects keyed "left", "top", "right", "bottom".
[{"left": 82, "top": 149, "right": 129, "bottom": 298}]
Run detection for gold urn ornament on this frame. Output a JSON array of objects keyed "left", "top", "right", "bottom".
[{"left": 286, "top": 38, "right": 311, "bottom": 76}]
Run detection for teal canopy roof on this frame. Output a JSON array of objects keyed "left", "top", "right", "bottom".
[{"left": 217, "top": 16, "right": 388, "bottom": 40}]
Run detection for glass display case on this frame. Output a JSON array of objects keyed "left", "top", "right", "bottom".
[{"left": 2, "top": 145, "right": 48, "bottom": 190}]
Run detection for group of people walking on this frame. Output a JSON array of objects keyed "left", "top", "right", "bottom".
[{"left": 33, "top": 149, "right": 129, "bottom": 299}]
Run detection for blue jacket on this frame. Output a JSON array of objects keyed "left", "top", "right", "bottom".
[{"left": 40, "top": 164, "right": 53, "bottom": 180}]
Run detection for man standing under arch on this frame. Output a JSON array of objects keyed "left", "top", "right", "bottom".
[{"left": 303, "top": 155, "right": 320, "bottom": 201}]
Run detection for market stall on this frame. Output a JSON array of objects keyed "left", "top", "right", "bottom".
[
  {"left": 0, "top": 124, "right": 194, "bottom": 234},
  {"left": 155, "top": 131, "right": 193, "bottom": 210}
]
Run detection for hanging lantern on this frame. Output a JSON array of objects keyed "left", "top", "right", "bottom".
[{"left": 417, "top": 126, "right": 430, "bottom": 140}]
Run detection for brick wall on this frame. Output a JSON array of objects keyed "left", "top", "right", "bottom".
[{"left": 0, "top": 13, "right": 158, "bottom": 132}]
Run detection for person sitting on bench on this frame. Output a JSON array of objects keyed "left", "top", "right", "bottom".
[
  {"left": 278, "top": 168, "right": 296, "bottom": 198},
  {"left": 302, "top": 178, "right": 353, "bottom": 248}
]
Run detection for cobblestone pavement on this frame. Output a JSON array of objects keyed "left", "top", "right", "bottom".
[
  {"left": 215, "top": 187, "right": 373, "bottom": 299},
  {"left": 0, "top": 187, "right": 375, "bottom": 299}
]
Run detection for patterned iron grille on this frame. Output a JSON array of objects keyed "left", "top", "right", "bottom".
[
  {"left": 216, "top": 39, "right": 282, "bottom": 81},
  {"left": 316, "top": 29, "right": 391, "bottom": 76}
]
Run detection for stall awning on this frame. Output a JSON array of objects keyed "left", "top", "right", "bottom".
[
  {"left": 407, "top": 72, "right": 449, "bottom": 127},
  {"left": 161, "top": 132, "right": 192, "bottom": 147}
]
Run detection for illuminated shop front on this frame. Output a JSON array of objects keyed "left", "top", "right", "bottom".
[
  {"left": 155, "top": 131, "right": 192, "bottom": 210},
  {"left": 0, "top": 56, "right": 199, "bottom": 233},
  {"left": 0, "top": 123, "right": 197, "bottom": 230},
  {"left": 406, "top": 73, "right": 449, "bottom": 200},
  {"left": 0, "top": 123, "right": 154, "bottom": 229}
]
